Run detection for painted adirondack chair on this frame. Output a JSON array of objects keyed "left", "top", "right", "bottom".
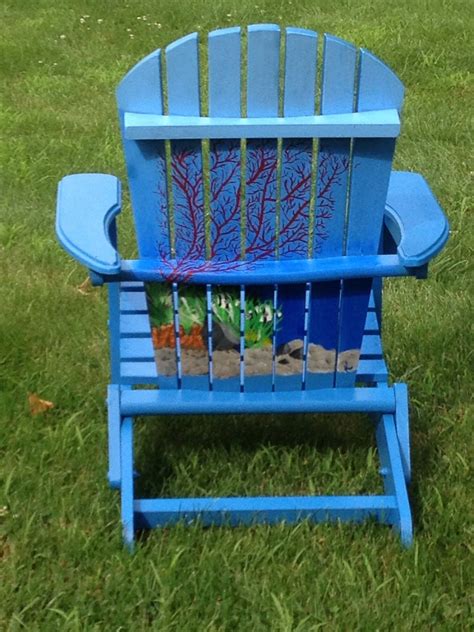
[{"left": 56, "top": 25, "right": 449, "bottom": 549}]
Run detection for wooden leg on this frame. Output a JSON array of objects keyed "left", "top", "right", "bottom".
[
  {"left": 120, "top": 416, "right": 135, "bottom": 551},
  {"left": 107, "top": 280, "right": 123, "bottom": 490},
  {"left": 376, "top": 414, "right": 413, "bottom": 546},
  {"left": 107, "top": 385, "right": 121, "bottom": 489},
  {"left": 394, "top": 383, "right": 411, "bottom": 483}
]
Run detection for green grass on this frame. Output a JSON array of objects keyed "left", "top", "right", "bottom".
[{"left": 1, "top": 0, "right": 473, "bottom": 629}]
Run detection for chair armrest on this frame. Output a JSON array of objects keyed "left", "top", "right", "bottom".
[
  {"left": 56, "top": 174, "right": 121, "bottom": 274},
  {"left": 384, "top": 171, "right": 449, "bottom": 267}
]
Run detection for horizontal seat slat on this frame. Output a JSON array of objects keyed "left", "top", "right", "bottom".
[
  {"left": 120, "top": 361, "right": 158, "bottom": 383},
  {"left": 120, "top": 337, "right": 154, "bottom": 360},
  {"left": 364, "top": 311, "right": 380, "bottom": 334},
  {"left": 120, "top": 314, "right": 152, "bottom": 336},
  {"left": 120, "top": 281, "right": 146, "bottom": 291},
  {"left": 360, "top": 334, "right": 383, "bottom": 358},
  {"left": 120, "top": 291, "right": 148, "bottom": 313},
  {"left": 356, "top": 359, "right": 388, "bottom": 382},
  {"left": 124, "top": 108, "right": 400, "bottom": 140}
]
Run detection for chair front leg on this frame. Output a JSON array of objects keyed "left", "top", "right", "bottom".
[{"left": 376, "top": 413, "right": 413, "bottom": 547}]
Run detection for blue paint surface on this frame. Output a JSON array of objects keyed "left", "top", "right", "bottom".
[
  {"left": 171, "top": 140, "right": 205, "bottom": 261},
  {"left": 279, "top": 140, "right": 313, "bottom": 260},
  {"left": 210, "top": 139, "right": 241, "bottom": 262}
]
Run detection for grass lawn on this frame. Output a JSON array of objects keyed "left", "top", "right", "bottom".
[{"left": 1, "top": 0, "right": 473, "bottom": 629}]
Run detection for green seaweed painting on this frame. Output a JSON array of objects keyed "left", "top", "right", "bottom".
[{"left": 146, "top": 283, "right": 281, "bottom": 352}]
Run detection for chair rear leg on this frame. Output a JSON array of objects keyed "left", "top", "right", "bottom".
[
  {"left": 376, "top": 413, "right": 413, "bottom": 546},
  {"left": 120, "top": 416, "right": 135, "bottom": 551}
]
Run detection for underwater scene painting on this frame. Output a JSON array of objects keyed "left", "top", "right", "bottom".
[{"left": 146, "top": 283, "right": 360, "bottom": 382}]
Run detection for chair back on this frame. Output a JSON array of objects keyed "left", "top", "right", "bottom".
[{"left": 116, "top": 25, "right": 404, "bottom": 391}]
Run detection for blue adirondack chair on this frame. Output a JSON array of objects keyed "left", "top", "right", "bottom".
[{"left": 56, "top": 25, "right": 449, "bottom": 549}]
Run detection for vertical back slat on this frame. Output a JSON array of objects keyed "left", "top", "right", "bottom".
[
  {"left": 246, "top": 24, "right": 280, "bottom": 263},
  {"left": 247, "top": 24, "right": 280, "bottom": 118},
  {"left": 166, "top": 34, "right": 207, "bottom": 388},
  {"left": 205, "top": 285, "right": 214, "bottom": 390},
  {"left": 357, "top": 49, "right": 404, "bottom": 113},
  {"left": 171, "top": 283, "right": 182, "bottom": 389},
  {"left": 279, "top": 28, "right": 317, "bottom": 260},
  {"left": 308, "top": 35, "right": 356, "bottom": 389},
  {"left": 244, "top": 25, "right": 281, "bottom": 391},
  {"left": 209, "top": 141, "right": 241, "bottom": 262},
  {"left": 320, "top": 35, "right": 357, "bottom": 114},
  {"left": 208, "top": 28, "right": 242, "bottom": 263},
  {"left": 166, "top": 33, "right": 205, "bottom": 262},
  {"left": 283, "top": 28, "right": 318, "bottom": 117},
  {"left": 276, "top": 28, "right": 317, "bottom": 391},
  {"left": 117, "top": 50, "right": 175, "bottom": 390},
  {"left": 209, "top": 27, "right": 241, "bottom": 118},
  {"left": 347, "top": 48, "right": 403, "bottom": 252},
  {"left": 170, "top": 139, "right": 205, "bottom": 261},
  {"left": 166, "top": 34, "right": 201, "bottom": 116},
  {"left": 301, "top": 283, "right": 312, "bottom": 390},
  {"left": 208, "top": 28, "right": 242, "bottom": 391},
  {"left": 239, "top": 286, "right": 246, "bottom": 392},
  {"left": 336, "top": 48, "right": 404, "bottom": 386},
  {"left": 245, "top": 138, "right": 278, "bottom": 263},
  {"left": 147, "top": 283, "right": 178, "bottom": 389},
  {"left": 345, "top": 138, "right": 396, "bottom": 255},
  {"left": 271, "top": 284, "right": 279, "bottom": 391},
  {"left": 116, "top": 50, "right": 171, "bottom": 259}
]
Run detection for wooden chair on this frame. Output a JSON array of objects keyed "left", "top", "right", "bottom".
[{"left": 56, "top": 25, "right": 449, "bottom": 549}]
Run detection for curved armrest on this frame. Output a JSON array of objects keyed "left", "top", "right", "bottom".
[
  {"left": 56, "top": 174, "right": 122, "bottom": 274},
  {"left": 384, "top": 171, "right": 449, "bottom": 267}
]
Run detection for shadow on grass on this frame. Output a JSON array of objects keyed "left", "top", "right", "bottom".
[{"left": 133, "top": 412, "right": 382, "bottom": 499}]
